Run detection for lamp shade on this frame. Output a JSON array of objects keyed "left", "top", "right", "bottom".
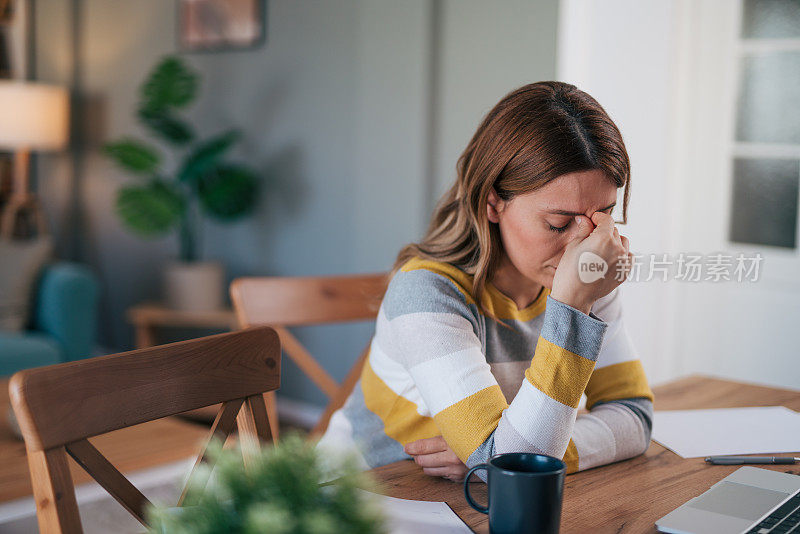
[{"left": 0, "top": 81, "right": 69, "bottom": 151}]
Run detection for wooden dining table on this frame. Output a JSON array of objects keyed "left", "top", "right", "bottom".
[{"left": 368, "top": 375, "right": 800, "bottom": 533}]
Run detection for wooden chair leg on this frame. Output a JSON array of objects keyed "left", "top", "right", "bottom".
[{"left": 27, "top": 447, "right": 82, "bottom": 534}]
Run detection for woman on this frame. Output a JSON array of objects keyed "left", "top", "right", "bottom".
[{"left": 317, "top": 81, "right": 654, "bottom": 482}]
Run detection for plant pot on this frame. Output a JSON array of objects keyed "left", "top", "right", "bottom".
[{"left": 164, "top": 260, "right": 225, "bottom": 312}]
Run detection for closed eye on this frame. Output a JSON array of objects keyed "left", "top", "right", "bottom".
[{"left": 547, "top": 207, "right": 614, "bottom": 233}]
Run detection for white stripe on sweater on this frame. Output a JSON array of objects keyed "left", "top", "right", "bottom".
[
  {"left": 407, "top": 347, "right": 498, "bottom": 415},
  {"left": 497, "top": 379, "right": 577, "bottom": 458}
]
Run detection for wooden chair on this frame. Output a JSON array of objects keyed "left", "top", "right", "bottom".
[
  {"left": 9, "top": 326, "right": 280, "bottom": 534},
  {"left": 230, "top": 273, "right": 388, "bottom": 440}
]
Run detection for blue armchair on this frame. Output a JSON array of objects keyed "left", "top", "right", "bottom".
[{"left": 0, "top": 262, "right": 99, "bottom": 377}]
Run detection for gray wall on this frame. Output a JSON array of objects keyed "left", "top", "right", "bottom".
[{"left": 35, "top": 0, "right": 558, "bottom": 407}]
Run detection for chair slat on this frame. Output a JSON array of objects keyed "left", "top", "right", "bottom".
[
  {"left": 231, "top": 274, "right": 387, "bottom": 327},
  {"left": 65, "top": 439, "right": 151, "bottom": 526},
  {"left": 178, "top": 398, "right": 244, "bottom": 506},
  {"left": 237, "top": 394, "right": 273, "bottom": 467},
  {"left": 264, "top": 391, "right": 280, "bottom": 440}
]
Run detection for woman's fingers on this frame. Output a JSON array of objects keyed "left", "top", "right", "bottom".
[
  {"left": 404, "top": 436, "right": 448, "bottom": 455},
  {"left": 620, "top": 251, "right": 634, "bottom": 280},
  {"left": 620, "top": 234, "right": 630, "bottom": 254},
  {"left": 590, "top": 210, "right": 615, "bottom": 232},
  {"left": 571, "top": 215, "right": 595, "bottom": 242},
  {"left": 412, "top": 450, "right": 462, "bottom": 468},
  {"left": 406, "top": 435, "right": 467, "bottom": 481}
]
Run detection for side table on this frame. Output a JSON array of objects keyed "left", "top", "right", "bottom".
[{"left": 127, "top": 303, "right": 239, "bottom": 349}]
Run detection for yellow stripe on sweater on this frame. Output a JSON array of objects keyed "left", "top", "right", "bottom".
[
  {"left": 400, "top": 257, "right": 549, "bottom": 322},
  {"left": 585, "top": 360, "right": 654, "bottom": 409},
  {"left": 562, "top": 438, "right": 579, "bottom": 474},
  {"left": 525, "top": 337, "right": 596, "bottom": 408},
  {"left": 361, "top": 356, "right": 441, "bottom": 445},
  {"left": 432, "top": 385, "right": 508, "bottom": 463}
]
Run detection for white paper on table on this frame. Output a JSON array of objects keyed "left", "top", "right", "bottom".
[
  {"left": 357, "top": 490, "right": 473, "bottom": 534},
  {"left": 652, "top": 406, "right": 800, "bottom": 458}
]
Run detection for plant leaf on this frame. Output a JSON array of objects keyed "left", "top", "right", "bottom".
[
  {"left": 116, "top": 180, "right": 185, "bottom": 237},
  {"left": 103, "top": 139, "right": 161, "bottom": 174},
  {"left": 178, "top": 130, "right": 240, "bottom": 184},
  {"left": 138, "top": 107, "right": 195, "bottom": 145},
  {"left": 146, "top": 434, "right": 387, "bottom": 534},
  {"left": 198, "top": 165, "right": 257, "bottom": 220},
  {"left": 140, "top": 56, "right": 198, "bottom": 110}
]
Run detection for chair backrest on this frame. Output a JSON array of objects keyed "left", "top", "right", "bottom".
[
  {"left": 230, "top": 273, "right": 388, "bottom": 438},
  {"left": 9, "top": 326, "right": 280, "bottom": 534}
]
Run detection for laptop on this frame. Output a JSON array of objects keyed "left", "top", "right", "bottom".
[{"left": 656, "top": 467, "right": 800, "bottom": 534}]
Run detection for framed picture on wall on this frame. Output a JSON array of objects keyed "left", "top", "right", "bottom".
[
  {"left": 178, "top": 0, "right": 266, "bottom": 52},
  {"left": 0, "top": 0, "right": 13, "bottom": 25}
]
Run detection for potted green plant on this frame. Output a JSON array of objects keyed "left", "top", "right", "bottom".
[
  {"left": 104, "top": 55, "right": 258, "bottom": 311},
  {"left": 147, "top": 435, "right": 387, "bottom": 534}
]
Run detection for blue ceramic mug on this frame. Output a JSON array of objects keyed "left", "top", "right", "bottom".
[{"left": 464, "top": 452, "right": 566, "bottom": 534}]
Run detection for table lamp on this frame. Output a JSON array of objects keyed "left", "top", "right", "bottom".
[{"left": 0, "top": 81, "right": 69, "bottom": 239}]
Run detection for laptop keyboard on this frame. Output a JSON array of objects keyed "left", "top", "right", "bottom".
[{"left": 746, "top": 492, "right": 800, "bottom": 533}]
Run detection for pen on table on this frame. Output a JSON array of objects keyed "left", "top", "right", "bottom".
[{"left": 704, "top": 456, "right": 800, "bottom": 465}]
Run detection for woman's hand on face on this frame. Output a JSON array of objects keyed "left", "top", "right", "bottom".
[
  {"left": 404, "top": 436, "right": 467, "bottom": 482},
  {"left": 550, "top": 211, "right": 632, "bottom": 315}
]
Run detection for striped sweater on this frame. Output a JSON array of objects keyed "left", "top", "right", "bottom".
[{"left": 316, "top": 257, "right": 655, "bottom": 475}]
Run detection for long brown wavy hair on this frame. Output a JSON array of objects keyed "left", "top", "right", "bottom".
[{"left": 392, "top": 81, "right": 631, "bottom": 315}]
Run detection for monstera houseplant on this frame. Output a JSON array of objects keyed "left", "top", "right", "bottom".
[{"left": 104, "top": 56, "right": 258, "bottom": 311}]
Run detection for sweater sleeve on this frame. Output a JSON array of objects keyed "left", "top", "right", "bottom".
[
  {"left": 383, "top": 268, "right": 609, "bottom": 475},
  {"left": 563, "top": 288, "right": 655, "bottom": 472}
]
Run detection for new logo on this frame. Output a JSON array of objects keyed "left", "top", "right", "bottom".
[{"left": 578, "top": 251, "right": 607, "bottom": 283}]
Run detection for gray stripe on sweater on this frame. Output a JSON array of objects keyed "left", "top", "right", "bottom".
[
  {"left": 540, "top": 296, "right": 607, "bottom": 361},
  {"left": 570, "top": 397, "right": 653, "bottom": 471},
  {"left": 383, "top": 268, "right": 471, "bottom": 319},
  {"left": 484, "top": 313, "right": 546, "bottom": 363},
  {"left": 341, "top": 380, "right": 410, "bottom": 468},
  {"left": 381, "top": 268, "right": 482, "bottom": 335},
  {"left": 595, "top": 397, "right": 653, "bottom": 443}
]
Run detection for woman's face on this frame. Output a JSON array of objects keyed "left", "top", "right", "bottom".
[{"left": 487, "top": 169, "right": 619, "bottom": 290}]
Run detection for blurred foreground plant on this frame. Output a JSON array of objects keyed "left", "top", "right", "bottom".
[{"left": 147, "top": 434, "right": 386, "bottom": 534}]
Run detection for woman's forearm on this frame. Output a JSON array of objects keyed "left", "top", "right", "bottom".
[
  {"left": 564, "top": 397, "right": 653, "bottom": 472},
  {"left": 462, "top": 296, "right": 608, "bottom": 470}
]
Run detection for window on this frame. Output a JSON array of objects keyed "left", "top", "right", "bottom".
[{"left": 729, "top": 0, "right": 800, "bottom": 249}]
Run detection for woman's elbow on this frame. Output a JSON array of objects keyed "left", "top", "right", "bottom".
[{"left": 631, "top": 415, "right": 653, "bottom": 458}]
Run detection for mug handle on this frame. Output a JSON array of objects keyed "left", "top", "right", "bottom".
[{"left": 463, "top": 464, "right": 489, "bottom": 514}]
